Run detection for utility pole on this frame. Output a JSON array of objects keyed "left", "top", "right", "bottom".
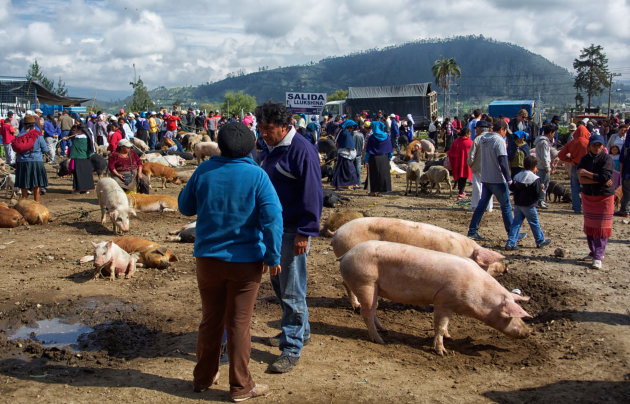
[
  {"left": 608, "top": 72, "right": 621, "bottom": 117},
  {"left": 133, "top": 63, "right": 137, "bottom": 83}
]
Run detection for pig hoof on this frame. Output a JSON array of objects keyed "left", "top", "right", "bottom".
[{"left": 434, "top": 346, "right": 448, "bottom": 356}]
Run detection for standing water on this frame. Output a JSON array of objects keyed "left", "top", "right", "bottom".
[{"left": 10, "top": 318, "right": 93, "bottom": 349}]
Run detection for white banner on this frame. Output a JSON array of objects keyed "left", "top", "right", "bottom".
[{"left": 285, "top": 92, "right": 327, "bottom": 114}]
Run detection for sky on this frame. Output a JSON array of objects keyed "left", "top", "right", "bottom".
[{"left": 1, "top": 0, "right": 629, "bottom": 98}]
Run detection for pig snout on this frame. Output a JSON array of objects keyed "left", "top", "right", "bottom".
[
  {"left": 486, "top": 261, "right": 508, "bottom": 277},
  {"left": 502, "top": 317, "right": 531, "bottom": 339},
  {"left": 115, "top": 212, "right": 130, "bottom": 232}
]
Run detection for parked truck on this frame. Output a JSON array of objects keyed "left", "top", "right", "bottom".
[
  {"left": 488, "top": 100, "right": 536, "bottom": 119},
  {"left": 321, "top": 83, "right": 438, "bottom": 130}
]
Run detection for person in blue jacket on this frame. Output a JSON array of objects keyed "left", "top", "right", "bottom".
[
  {"left": 15, "top": 114, "right": 48, "bottom": 202},
  {"left": 256, "top": 102, "right": 323, "bottom": 374},
  {"left": 178, "top": 122, "right": 282, "bottom": 402}
]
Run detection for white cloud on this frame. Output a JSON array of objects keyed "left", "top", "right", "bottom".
[{"left": 0, "top": 0, "right": 627, "bottom": 93}]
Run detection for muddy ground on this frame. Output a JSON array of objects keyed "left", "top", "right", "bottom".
[{"left": 0, "top": 161, "right": 628, "bottom": 403}]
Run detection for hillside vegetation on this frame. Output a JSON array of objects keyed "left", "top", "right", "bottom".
[{"left": 148, "top": 36, "right": 574, "bottom": 107}]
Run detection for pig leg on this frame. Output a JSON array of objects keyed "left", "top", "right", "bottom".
[
  {"left": 108, "top": 262, "right": 116, "bottom": 281},
  {"left": 433, "top": 307, "right": 452, "bottom": 356},
  {"left": 357, "top": 286, "right": 385, "bottom": 344},
  {"left": 100, "top": 205, "right": 107, "bottom": 226},
  {"left": 343, "top": 281, "right": 361, "bottom": 311},
  {"left": 162, "top": 177, "right": 167, "bottom": 189},
  {"left": 125, "top": 256, "right": 136, "bottom": 279}
]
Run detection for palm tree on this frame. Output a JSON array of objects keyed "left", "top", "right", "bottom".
[{"left": 432, "top": 56, "right": 461, "bottom": 120}]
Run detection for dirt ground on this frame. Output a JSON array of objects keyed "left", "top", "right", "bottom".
[{"left": 0, "top": 160, "right": 629, "bottom": 403}]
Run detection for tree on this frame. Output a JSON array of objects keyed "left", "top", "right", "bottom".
[
  {"left": 573, "top": 44, "right": 610, "bottom": 109},
  {"left": 221, "top": 91, "right": 256, "bottom": 117},
  {"left": 431, "top": 56, "right": 461, "bottom": 119},
  {"left": 327, "top": 89, "right": 348, "bottom": 101},
  {"left": 26, "top": 60, "right": 68, "bottom": 96},
  {"left": 128, "top": 77, "right": 155, "bottom": 112}
]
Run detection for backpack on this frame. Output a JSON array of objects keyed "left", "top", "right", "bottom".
[{"left": 11, "top": 129, "right": 40, "bottom": 153}]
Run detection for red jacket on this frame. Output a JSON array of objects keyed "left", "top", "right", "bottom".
[
  {"left": 107, "top": 130, "right": 123, "bottom": 152},
  {"left": 166, "top": 115, "right": 180, "bottom": 131},
  {"left": 447, "top": 136, "right": 473, "bottom": 181},
  {"left": 1, "top": 122, "right": 16, "bottom": 144},
  {"left": 558, "top": 126, "right": 590, "bottom": 166}
]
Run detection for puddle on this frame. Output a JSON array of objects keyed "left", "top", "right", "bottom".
[{"left": 9, "top": 318, "right": 93, "bottom": 350}]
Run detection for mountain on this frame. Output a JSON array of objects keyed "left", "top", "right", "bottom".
[
  {"left": 68, "top": 86, "right": 130, "bottom": 103},
  {"left": 147, "top": 36, "right": 575, "bottom": 107}
]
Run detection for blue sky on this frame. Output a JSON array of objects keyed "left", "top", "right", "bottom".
[{"left": 1, "top": 0, "right": 629, "bottom": 96}]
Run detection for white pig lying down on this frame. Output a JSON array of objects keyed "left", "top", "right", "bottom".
[
  {"left": 339, "top": 241, "right": 532, "bottom": 355},
  {"left": 91, "top": 241, "right": 138, "bottom": 280},
  {"left": 331, "top": 217, "right": 507, "bottom": 309}
]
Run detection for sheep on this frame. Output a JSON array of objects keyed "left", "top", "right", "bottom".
[
  {"left": 419, "top": 165, "right": 452, "bottom": 196},
  {"left": 405, "top": 161, "right": 424, "bottom": 196}
]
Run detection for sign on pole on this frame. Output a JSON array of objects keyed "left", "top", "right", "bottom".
[{"left": 285, "top": 92, "right": 327, "bottom": 115}]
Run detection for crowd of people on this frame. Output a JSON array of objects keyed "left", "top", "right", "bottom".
[{"left": 1, "top": 101, "right": 627, "bottom": 402}]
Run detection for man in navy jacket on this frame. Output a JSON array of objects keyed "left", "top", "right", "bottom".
[{"left": 256, "top": 102, "right": 323, "bottom": 373}]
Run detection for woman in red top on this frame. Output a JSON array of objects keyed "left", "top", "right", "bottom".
[
  {"left": 108, "top": 138, "right": 143, "bottom": 192},
  {"left": 447, "top": 127, "right": 473, "bottom": 198},
  {"left": 107, "top": 122, "right": 123, "bottom": 152}
]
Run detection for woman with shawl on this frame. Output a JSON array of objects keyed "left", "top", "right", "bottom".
[
  {"left": 364, "top": 120, "right": 392, "bottom": 196},
  {"left": 68, "top": 122, "right": 96, "bottom": 194},
  {"left": 447, "top": 128, "right": 473, "bottom": 198},
  {"left": 577, "top": 134, "right": 615, "bottom": 270},
  {"left": 331, "top": 120, "right": 358, "bottom": 190}
]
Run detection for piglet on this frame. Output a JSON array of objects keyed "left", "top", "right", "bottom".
[
  {"left": 340, "top": 240, "right": 531, "bottom": 355},
  {"left": 92, "top": 241, "right": 138, "bottom": 280}
]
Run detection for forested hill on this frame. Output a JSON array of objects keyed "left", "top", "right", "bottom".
[{"left": 151, "top": 36, "right": 574, "bottom": 105}]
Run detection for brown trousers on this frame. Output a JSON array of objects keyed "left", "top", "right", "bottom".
[{"left": 193, "top": 257, "right": 263, "bottom": 396}]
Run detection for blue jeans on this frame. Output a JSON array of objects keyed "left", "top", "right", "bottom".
[
  {"left": 354, "top": 158, "right": 362, "bottom": 185},
  {"left": 570, "top": 165, "right": 582, "bottom": 212},
  {"left": 538, "top": 169, "right": 550, "bottom": 204},
  {"left": 270, "top": 231, "right": 310, "bottom": 358},
  {"left": 391, "top": 136, "right": 400, "bottom": 154},
  {"left": 468, "top": 182, "right": 513, "bottom": 236},
  {"left": 59, "top": 130, "right": 72, "bottom": 156},
  {"left": 507, "top": 205, "right": 545, "bottom": 246},
  {"left": 149, "top": 132, "right": 157, "bottom": 150}
]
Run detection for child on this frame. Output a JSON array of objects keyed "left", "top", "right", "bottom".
[
  {"left": 610, "top": 145, "right": 620, "bottom": 172},
  {"left": 505, "top": 155, "right": 552, "bottom": 251}
]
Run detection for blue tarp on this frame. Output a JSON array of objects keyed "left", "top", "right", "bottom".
[{"left": 488, "top": 100, "right": 535, "bottom": 118}]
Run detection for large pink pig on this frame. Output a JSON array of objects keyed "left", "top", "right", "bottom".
[
  {"left": 339, "top": 240, "right": 531, "bottom": 355},
  {"left": 332, "top": 217, "right": 508, "bottom": 309},
  {"left": 332, "top": 217, "right": 506, "bottom": 274}
]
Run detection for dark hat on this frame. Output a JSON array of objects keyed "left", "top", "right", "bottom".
[
  {"left": 217, "top": 122, "right": 255, "bottom": 158},
  {"left": 475, "top": 120, "right": 490, "bottom": 129},
  {"left": 23, "top": 115, "right": 36, "bottom": 125},
  {"left": 552, "top": 115, "right": 560, "bottom": 122},
  {"left": 588, "top": 134, "right": 605, "bottom": 145}
]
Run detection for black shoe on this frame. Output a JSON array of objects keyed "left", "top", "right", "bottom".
[
  {"left": 504, "top": 245, "right": 520, "bottom": 251},
  {"left": 468, "top": 233, "right": 485, "bottom": 241},
  {"left": 265, "top": 333, "right": 310, "bottom": 347},
  {"left": 614, "top": 211, "right": 629, "bottom": 218},
  {"left": 219, "top": 343, "right": 229, "bottom": 365},
  {"left": 269, "top": 355, "right": 299, "bottom": 373},
  {"left": 537, "top": 239, "right": 551, "bottom": 248}
]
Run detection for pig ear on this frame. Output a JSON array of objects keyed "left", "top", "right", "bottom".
[
  {"left": 106, "top": 240, "right": 113, "bottom": 248},
  {"left": 110, "top": 211, "right": 119, "bottom": 221},
  {"left": 169, "top": 253, "right": 178, "bottom": 262},
  {"left": 473, "top": 247, "right": 505, "bottom": 266},
  {"left": 129, "top": 208, "right": 137, "bottom": 217},
  {"left": 512, "top": 293, "right": 530, "bottom": 302},
  {"left": 91, "top": 241, "right": 98, "bottom": 248},
  {"left": 501, "top": 299, "right": 532, "bottom": 319}
]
